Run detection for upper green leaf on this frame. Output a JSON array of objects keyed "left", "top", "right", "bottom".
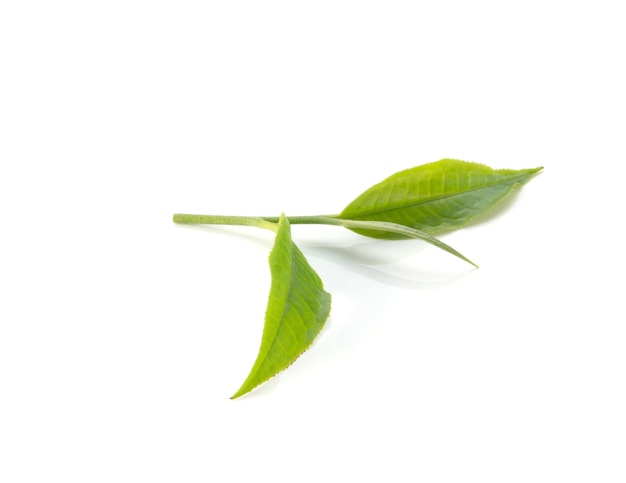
[
  {"left": 336, "top": 159, "right": 542, "bottom": 239},
  {"left": 231, "top": 214, "right": 331, "bottom": 399}
]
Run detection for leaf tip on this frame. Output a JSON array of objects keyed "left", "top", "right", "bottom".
[
  {"left": 230, "top": 377, "right": 260, "bottom": 400},
  {"left": 230, "top": 384, "right": 255, "bottom": 399}
]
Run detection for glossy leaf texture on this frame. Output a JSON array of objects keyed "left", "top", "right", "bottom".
[
  {"left": 336, "top": 159, "right": 542, "bottom": 239},
  {"left": 231, "top": 214, "right": 331, "bottom": 399}
]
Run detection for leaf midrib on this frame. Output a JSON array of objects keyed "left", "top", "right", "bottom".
[
  {"left": 341, "top": 173, "right": 530, "bottom": 219},
  {"left": 258, "top": 239, "right": 297, "bottom": 379}
]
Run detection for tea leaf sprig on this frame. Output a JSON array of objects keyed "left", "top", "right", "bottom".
[{"left": 174, "top": 159, "right": 542, "bottom": 398}]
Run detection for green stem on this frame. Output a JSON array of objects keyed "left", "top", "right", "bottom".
[
  {"left": 172, "top": 214, "right": 278, "bottom": 232},
  {"left": 173, "top": 213, "right": 477, "bottom": 268},
  {"left": 260, "top": 215, "right": 338, "bottom": 224}
]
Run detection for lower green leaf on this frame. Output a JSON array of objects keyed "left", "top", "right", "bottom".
[{"left": 231, "top": 214, "right": 331, "bottom": 399}]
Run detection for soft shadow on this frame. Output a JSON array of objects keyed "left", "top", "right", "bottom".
[
  {"left": 299, "top": 240, "right": 476, "bottom": 290},
  {"left": 175, "top": 223, "right": 475, "bottom": 290}
]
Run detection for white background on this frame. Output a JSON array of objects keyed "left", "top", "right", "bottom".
[{"left": 1, "top": 1, "right": 625, "bottom": 481}]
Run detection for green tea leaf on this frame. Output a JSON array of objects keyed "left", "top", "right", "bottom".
[
  {"left": 336, "top": 159, "right": 542, "bottom": 239},
  {"left": 231, "top": 214, "right": 331, "bottom": 399}
]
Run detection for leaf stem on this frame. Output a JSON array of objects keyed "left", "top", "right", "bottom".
[
  {"left": 173, "top": 213, "right": 477, "bottom": 267},
  {"left": 172, "top": 214, "right": 278, "bottom": 232}
]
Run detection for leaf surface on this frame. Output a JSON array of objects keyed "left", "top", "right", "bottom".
[
  {"left": 231, "top": 214, "right": 331, "bottom": 399},
  {"left": 336, "top": 159, "right": 542, "bottom": 239}
]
